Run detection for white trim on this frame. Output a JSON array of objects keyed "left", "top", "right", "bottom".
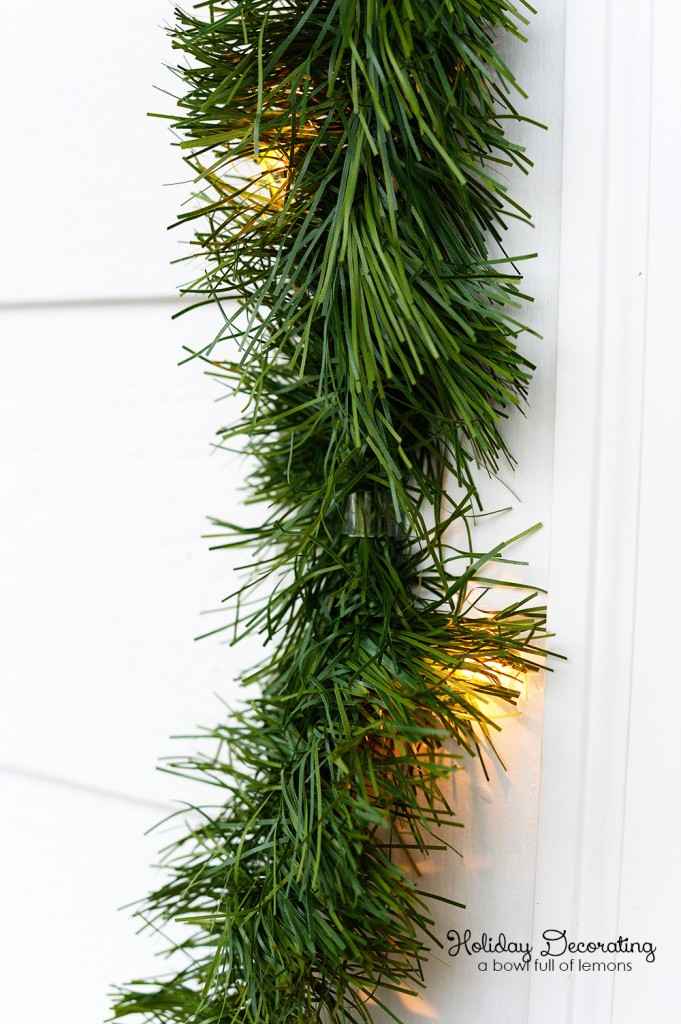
[{"left": 529, "top": 2, "right": 654, "bottom": 1021}]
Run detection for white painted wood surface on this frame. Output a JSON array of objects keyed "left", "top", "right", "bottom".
[
  {"left": 0, "top": 303, "right": 263, "bottom": 806},
  {"left": 612, "top": 11, "right": 681, "bottom": 1022},
  {"left": 530, "top": 2, "right": 680, "bottom": 1022},
  {"left": 0, "top": 2, "right": 184, "bottom": 303},
  {"left": 0, "top": 773, "right": 167, "bottom": 1023},
  {"left": 1, "top": 1, "right": 677, "bottom": 1022}
]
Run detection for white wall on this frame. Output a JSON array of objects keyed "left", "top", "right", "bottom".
[{"left": 0, "top": 2, "right": 677, "bottom": 1023}]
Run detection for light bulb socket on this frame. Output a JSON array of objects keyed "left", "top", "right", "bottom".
[{"left": 341, "top": 490, "right": 404, "bottom": 539}]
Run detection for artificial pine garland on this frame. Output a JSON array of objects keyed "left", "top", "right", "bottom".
[{"left": 113, "top": 1, "right": 547, "bottom": 1021}]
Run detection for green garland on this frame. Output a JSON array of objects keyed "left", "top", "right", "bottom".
[{"left": 112, "top": 1, "right": 547, "bottom": 1021}]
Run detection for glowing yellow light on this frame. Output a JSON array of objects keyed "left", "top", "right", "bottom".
[
  {"left": 445, "top": 658, "right": 525, "bottom": 696},
  {"left": 238, "top": 149, "right": 291, "bottom": 212},
  {"left": 198, "top": 145, "right": 293, "bottom": 227},
  {"left": 424, "top": 650, "right": 525, "bottom": 699},
  {"left": 396, "top": 991, "right": 439, "bottom": 1020}
]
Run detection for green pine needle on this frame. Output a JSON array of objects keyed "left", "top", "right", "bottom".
[{"left": 111, "top": 2, "right": 549, "bottom": 1022}]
